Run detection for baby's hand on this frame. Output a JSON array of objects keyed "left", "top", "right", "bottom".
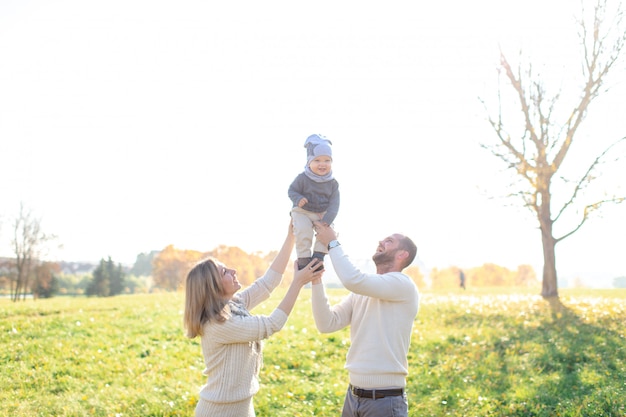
[{"left": 298, "top": 198, "right": 308, "bottom": 207}]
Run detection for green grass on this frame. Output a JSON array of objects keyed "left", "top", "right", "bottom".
[{"left": 1, "top": 288, "right": 625, "bottom": 416}]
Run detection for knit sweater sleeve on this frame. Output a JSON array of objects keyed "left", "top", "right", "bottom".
[
  {"left": 237, "top": 268, "right": 282, "bottom": 311},
  {"left": 208, "top": 309, "right": 288, "bottom": 344},
  {"left": 329, "top": 246, "right": 416, "bottom": 301},
  {"left": 311, "top": 283, "right": 353, "bottom": 333},
  {"left": 321, "top": 180, "right": 340, "bottom": 225}
]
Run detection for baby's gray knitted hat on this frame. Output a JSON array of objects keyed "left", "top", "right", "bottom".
[{"left": 304, "top": 134, "right": 333, "bottom": 165}]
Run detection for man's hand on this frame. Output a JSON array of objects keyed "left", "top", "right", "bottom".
[{"left": 313, "top": 221, "right": 337, "bottom": 246}]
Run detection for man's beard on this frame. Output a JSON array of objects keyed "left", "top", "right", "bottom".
[{"left": 373, "top": 249, "right": 396, "bottom": 266}]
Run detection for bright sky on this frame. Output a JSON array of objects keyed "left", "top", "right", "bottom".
[{"left": 1, "top": 0, "right": 625, "bottom": 287}]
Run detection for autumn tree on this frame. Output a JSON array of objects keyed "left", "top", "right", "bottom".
[
  {"left": 431, "top": 264, "right": 537, "bottom": 289},
  {"left": 9, "top": 203, "right": 57, "bottom": 301},
  {"left": 151, "top": 244, "right": 275, "bottom": 291},
  {"left": 514, "top": 264, "right": 538, "bottom": 287},
  {"left": 405, "top": 265, "right": 426, "bottom": 289},
  {"left": 481, "top": 0, "right": 626, "bottom": 298},
  {"left": 208, "top": 245, "right": 268, "bottom": 287},
  {"left": 480, "top": 263, "right": 512, "bottom": 286},
  {"left": 430, "top": 267, "right": 460, "bottom": 289},
  {"left": 152, "top": 245, "right": 203, "bottom": 291},
  {"left": 32, "top": 261, "right": 61, "bottom": 299}
]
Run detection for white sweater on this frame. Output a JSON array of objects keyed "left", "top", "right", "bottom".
[
  {"left": 199, "top": 268, "right": 288, "bottom": 403},
  {"left": 312, "top": 246, "right": 419, "bottom": 388}
]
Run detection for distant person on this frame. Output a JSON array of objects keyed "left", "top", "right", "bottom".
[
  {"left": 183, "top": 224, "right": 322, "bottom": 417},
  {"left": 459, "top": 269, "right": 466, "bottom": 290},
  {"left": 311, "top": 222, "right": 419, "bottom": 417},
  {"left": 288, "top": 133, "right": 340, "bottom": 271}
]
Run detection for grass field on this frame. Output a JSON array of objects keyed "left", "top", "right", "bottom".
[{"left": 1, "top": 288, "right": 625, "bottom": 416}]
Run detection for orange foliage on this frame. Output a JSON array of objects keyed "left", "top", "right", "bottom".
[
  {"left": 32, "top": 261, "right": 62, "bottom": 298},
  {"left": 404, "top": 265, "right": 426, "bottom": 290},
  {"left": 151, "top": 244, "right": 275, "bottom": 291},
  {"left": 206, "top": 245, "right": 269, "bottom": 287},
  {"left": 152, "top": 245, "right": 204, "bottom": 291},
  {"left": 429, "top": 264, "right": 538, "bottom": 289},
  {"left": 429, "top": 267, "right": 460, "bottom": 289}
]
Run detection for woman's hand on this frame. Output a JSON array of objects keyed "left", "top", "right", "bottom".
[
  {"left": 276, "top": 260, "right": 323, "bottom": 316},
  {"left": 292, "top": 259, "right": 323, "bottom": 288}
]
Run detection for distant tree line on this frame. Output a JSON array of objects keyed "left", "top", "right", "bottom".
[
  {"left": 3, "top": 244, "right": 626, "bottom": 297},
  {"left": 429, "top": 264, "right": 538, "bottom": 290},
  {"left": 0, "top": 203, "right": 622, "bottom": 299},
  {"left": 0, "top": 244, "right": 278, "bottom": 298}
]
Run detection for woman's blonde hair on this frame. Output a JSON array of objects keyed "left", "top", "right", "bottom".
[{"left": 183, "top": 258, "right": 228, "bottom": 338}]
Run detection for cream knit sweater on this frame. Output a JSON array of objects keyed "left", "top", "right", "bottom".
[
  {"left": 198, "top": 268, "right": 288, "bottom": 403},
  {"left": 312, "top": 246, "right": 419, "bottom": 389}
]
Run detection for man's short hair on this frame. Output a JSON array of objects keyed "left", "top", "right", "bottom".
[{"left": 398, "top": 235, "right": 417, "bottom": 269}]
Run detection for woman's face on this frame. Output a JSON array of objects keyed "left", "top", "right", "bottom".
[{"left": 218, "top": 263, "right": 240, "bottom": 298}]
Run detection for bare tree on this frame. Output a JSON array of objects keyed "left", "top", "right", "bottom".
[
  {"left": 10, "top": 203, "right": 56, "bottom": 301},
  {"left": 481, "top": 0, "right": 626, "bottom": 298}
]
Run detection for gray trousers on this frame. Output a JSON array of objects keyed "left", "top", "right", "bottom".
[{"left": 342, "top": 386, "right": 408, "bottom": 417}]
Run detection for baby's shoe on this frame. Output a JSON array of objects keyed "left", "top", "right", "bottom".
[
  {"left": 311, "top": 252, "right": 326, "bottom": 272},
  {"left": 297, "top": 257, "right": 312, "bottom": 270}
]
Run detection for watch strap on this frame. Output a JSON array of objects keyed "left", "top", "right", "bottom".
[{"left": 327, "top": 240, "right": 341, "bottom": 251}]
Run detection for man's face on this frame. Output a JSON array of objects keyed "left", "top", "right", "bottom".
[{"left": 372, "top": 235, "right": 401, "bottom": 265}]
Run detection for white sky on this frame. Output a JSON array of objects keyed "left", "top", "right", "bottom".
[{"left": 1, "top": 0, "right": 625, "bottom": 287}]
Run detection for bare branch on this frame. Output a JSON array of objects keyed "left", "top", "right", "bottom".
[
  {"left": 556, "top": 0, "right": 626, "bottom": 171},
  {"left": 556, "top": 196, "right": 626, "bottom": 242},
  {"left": 10, "top": 202, "right": 57, "bottom": 301},
  {"left": 554, "top": 136, "right": 626, "bottom": 223},
  {"left": 499, "top": 51, "right": 542, "bottom": 149}
]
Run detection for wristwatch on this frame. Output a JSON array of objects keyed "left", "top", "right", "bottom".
[{"left": 327, "top": 240, "right": 341, "bottom": 251}]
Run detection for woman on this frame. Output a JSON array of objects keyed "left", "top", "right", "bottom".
[{"left": 184, "top": 225, "right": 322, "bottom": 417}]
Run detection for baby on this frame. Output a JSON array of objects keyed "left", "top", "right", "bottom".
[{"left": 288, "top": 134, "right": 340, "bottom": 270}]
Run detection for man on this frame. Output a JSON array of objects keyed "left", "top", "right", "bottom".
[{"left": 310, "top": 222, "right": 419, "bottom": 417}]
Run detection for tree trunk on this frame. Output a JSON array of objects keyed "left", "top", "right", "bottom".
[
  {"left": 538, "top": 187, "right": 559, "bottom": 298},
  {"left": 541, "top": 233, "right": 559, "bottom": 298}
]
